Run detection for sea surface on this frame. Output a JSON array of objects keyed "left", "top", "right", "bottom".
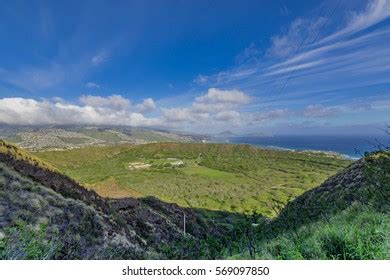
[{"left": 227, "top": 135, "right": 389, "bottom": 159}]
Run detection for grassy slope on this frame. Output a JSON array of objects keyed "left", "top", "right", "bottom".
[
  {"left": 0, "top": 140, "right": 56, "bottom": 171},
  {"left": 229, "top": 203, "right": 389, "bottom": 260},
  {"left": 0, "top": 162, "right": 144, "bottom": 259},
  {"left": 34, "top": 143, "right": 351, "bottom": 215},
  {"left": 229, "top": 152, "right": 390, "bottom": 260}
]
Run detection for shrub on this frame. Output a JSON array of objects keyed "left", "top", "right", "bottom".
[
  {"left": 231, "top": 203, "right": 389, "bottom": 260},
  {"left": 0, "top": 222, "right": 60, "bottom": 260}
]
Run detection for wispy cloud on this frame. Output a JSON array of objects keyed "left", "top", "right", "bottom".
[
  {"left": 85, "top": 82, "right": 100, "bottom": 88},
  {"left": 193, "top": 0, "right": 390, "bottom": 120},
  {"left": 280, "top": 5, "right": 290, "bottom": 16},
  {"left": 267, "top": 17, "right": 326, "bottom": 58},
  {"left": 264, "top": 60, "right": 325, "bottom": 77},
  {"left": 302, "top": 104, "right": 340, "bottom": 118},
  {"left": 90, "top": 50, "right": 110, "bottom": 66},
  {"left": 0, "top": 48, "right": 113, "bottom": 92},
  {"left": 0, "top": 63, "right": 67, "bottom": 92},
  {"left": 318, "top": 0, "right": 390, "bottom": 44},
  {"left": 234, "top": 43, "right": 261, "bottom": 64}
]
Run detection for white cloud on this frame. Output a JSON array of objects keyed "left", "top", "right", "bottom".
[
  {"left": 197, "top": 88, "right": 249, "bottom": 112},
  {"left": 0, "top": 98, "right": 52, "bottom": 125},
  {"left": 0, "top": 89, "right": 252, "bottom": 129},
  {"left": 235, "top": 43, "right": 261, "bottom": 64},
  {"left": 85, "top": 82, "right": 100, "bottom": 88},
  {"left": 195, "top": 88, "right": 250, "bottom": 105},
  {"left": 138, "top": 98, "right": 157, "bottom": 113},
  {"left": 91, "top": 50, "right": 110, "bottom": 66},
  {"left": 162, "top": 107, "right": 193, "bottom": 122},
  {"left": 267, "top": 17, "right": 326, "bottom": 58},
  {"left": 267, "top": 28, "right": 390, "bottom": 71},
  {"left": 268, "top": 0, "right": 390, "bottom": 59},
  {"left": 162, "top": 88, "right": 250, "bottom": 124},
  {"left": 264, "top": 60, "right": 325, "bottom": 76},
  {"left": 79, "top": 94, "right": 130, "bottom": 109},
  {"left": 191, "top": 102, "right": 232, "bottom": 113},
  {"left": 193, "top": 74, "right": 208, "bottom": 85},
  {"left": 190, "top": 88, "right": 250, "bottom": 114},
  {"left": 319, "top": 0, "right": 390, "bottom": 44},
  {"left": 0, "top": 95, "right": 161, "bottom": 127},
  {"left": 214, "top": 110, "right": 240, "bottom": 121},
  {"left": 193, "top": 68, "right": 258, "bottom": 87}
]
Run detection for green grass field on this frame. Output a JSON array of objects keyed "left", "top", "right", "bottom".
[{"left": 34, "top": 143, "right": 352, "bottom": 215}]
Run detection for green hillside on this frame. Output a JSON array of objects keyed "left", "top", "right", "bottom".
[
  {"left": 228, "top": 151, "right": 390, "bottom": 260},
  {"left": 34, "top": 143, "right": 351, "bottom": 215}
]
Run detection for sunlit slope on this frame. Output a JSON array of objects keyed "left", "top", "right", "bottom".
[
  {"left": 0, "top": 140, "right": 57, "bottom": 171},
  {"left": 34, "top": 143, "right": 352, "bottom": 215}
]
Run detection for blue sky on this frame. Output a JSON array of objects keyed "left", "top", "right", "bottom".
[{"left": 0, "top": 0, "right": 389, "bottom": 135}]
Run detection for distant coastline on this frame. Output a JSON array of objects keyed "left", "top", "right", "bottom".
[
  {"left": 215, "top": 139, "right": 356, "bottom": 160},
  {"left": 216, "top": 135, "right": 388, "bottom": 160}
]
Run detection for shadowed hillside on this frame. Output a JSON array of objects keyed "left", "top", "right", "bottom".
[{"left": 274, "top": 152, "right": 390, "bottom": 229}]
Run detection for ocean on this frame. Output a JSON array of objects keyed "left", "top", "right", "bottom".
[{"left": 227, "top": 135, "right": 389, "bottom": 159}]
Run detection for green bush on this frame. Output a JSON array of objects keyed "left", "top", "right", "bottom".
[{"left": 230, "top": 203, "right": 389, "bottom": 260}]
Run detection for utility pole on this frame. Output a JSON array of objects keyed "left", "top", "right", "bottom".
[{"left": 183, "top": 212, "right": 186, "bottom": 236}]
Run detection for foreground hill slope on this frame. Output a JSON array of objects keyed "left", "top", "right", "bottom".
[
  {"left": 275, "top": 151, "right": 390, "bottom": 229},
  {"left": 0, "top": 140, "right": 214, "bottom": 259}
]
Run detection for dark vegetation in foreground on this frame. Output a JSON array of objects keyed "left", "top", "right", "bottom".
[{"left": 0, "top": 140, "right": 389, "bottom": 259}]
